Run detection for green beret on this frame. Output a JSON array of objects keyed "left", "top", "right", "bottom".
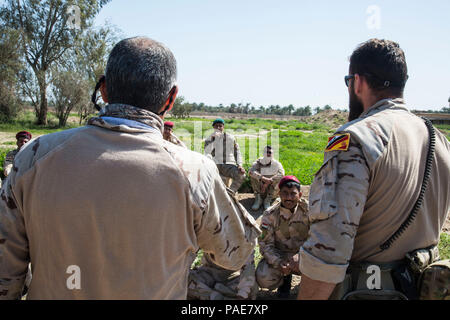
[{"left": 212, "top": 118, "right": 225, "bottom": 126}]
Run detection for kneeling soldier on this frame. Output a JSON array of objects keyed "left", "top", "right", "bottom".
[{"left": 256, "top": 176, "right": 309, "bottom": 298}]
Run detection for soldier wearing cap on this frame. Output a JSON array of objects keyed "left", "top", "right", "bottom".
[
  {"left": 204, "top": 118, "right": 246, "bottom": 193},
  {"left": 249, "top": 146, "right": 285, "bottom": 210},
  {"left": 256, "top": 175, "right": 309, "bottom": 298},
  {"left": 297, "top": 39, "right": 450, "bottom": 300},
  {"left": 163, "top": 121, "right": 187, "bottom": 148},
  {"left": 3, "top": 131, "right": 32, "bottom": 178},
  {"left": 0, "top": 37, "right": 260, "bottom": 299}
]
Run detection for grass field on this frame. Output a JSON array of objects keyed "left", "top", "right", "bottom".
[{"left": 0, "top": 110, "right": 449, "bottom": 261}]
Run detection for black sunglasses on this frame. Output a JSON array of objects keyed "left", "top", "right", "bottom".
[{"left": 344, "top": 74, "right": 355, "bottom": 87}]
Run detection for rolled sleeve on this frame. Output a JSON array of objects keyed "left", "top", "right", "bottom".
[{"left": 299, "top": 247, "right": 348, "bottom": 283}]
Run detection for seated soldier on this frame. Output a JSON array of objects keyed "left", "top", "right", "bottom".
[
  {"left": 249, "top": 146, "right": 285, "bottom": 210},
  {"left": 3, "top": 131, "right": 32, "bottom": 177},
  {"left": 256, "top": 176, "right": 309, "bottom": 298},
  {"left": 204, "top": 118, "right": 245, "bottom": 193},
  {"left": 163, "top": 121, "right": 187, "bottom": 148},
  {"left": 188, "top": 250, "right": 258, "bottom": 300}
]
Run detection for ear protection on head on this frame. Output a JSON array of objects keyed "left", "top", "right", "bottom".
[
  {"left": 91, "top": 75, "right": 106, "bottom": 111},
  {"left": 159, "top": 86, "right": 178, "bottom": 116}
]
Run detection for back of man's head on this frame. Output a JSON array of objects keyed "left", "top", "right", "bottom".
[
  {"left": 105, "top": 37, "right": 177, "bottom": 113},
  {"left": 350, "top": 39, "right": 408, "bottom": 98}
]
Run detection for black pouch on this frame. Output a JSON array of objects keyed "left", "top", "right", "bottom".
[{"left": 391, "top": 263, "right": 419, "bottom": 300}]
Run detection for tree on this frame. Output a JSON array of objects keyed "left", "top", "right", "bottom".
[
  {"left": 1, "top": 0, "right": 111, "bottom": 125},
  {"left": 0, "top": 26, "right": 23, "bottom": 121},
  {"left": 51, "top": 70, "right": 90, "bottom": 127}
]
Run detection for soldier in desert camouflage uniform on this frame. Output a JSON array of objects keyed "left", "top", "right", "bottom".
[
  {"left": 163, "top": 121, "right": 187, "bottom": 148},
  {"left": 297, "top": 39, "right": 450, "bottom": 300},
  {"left": 2, "top": 131, "right": 32, "bottom": 178},
  {"left": 188, "top": 250, "right": 258, "bottom": 300},
  {"left": 0, "top": 37, "right": 261, "bottom": 300},
  {"left": 204, "top": 119, "right": 246, "bottom": 193},
  {"left": 256, "top": 176, "right": 309, "bottom": 298},
  {"left": 249, "top": 146, "right": 285, "bottom": 210}
]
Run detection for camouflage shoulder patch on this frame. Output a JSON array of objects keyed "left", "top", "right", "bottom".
[
  {"left": 325, "top": 133, "right": 350, "bottom": 152},
  {"left": 261, "top": 222, "right": 269, "bottom": 230}
]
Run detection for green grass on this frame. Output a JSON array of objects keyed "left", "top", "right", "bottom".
[
  {"left": 439, "top": 233, "right": 450, "bottom": 260},
  {"left": 435, "top": 124, "right": 450, "bottom": 141}
]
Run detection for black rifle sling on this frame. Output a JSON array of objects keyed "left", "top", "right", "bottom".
[{"left": 379, "top": 118, "right": 436, "bottom": 251}]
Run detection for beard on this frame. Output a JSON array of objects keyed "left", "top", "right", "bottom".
[{"left": 348, "top": 86, "right": 364, "bottom": 122}]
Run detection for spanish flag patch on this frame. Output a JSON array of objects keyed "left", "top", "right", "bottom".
[{"left": 325, "top": 133, "right": 350, "bottom": 152}]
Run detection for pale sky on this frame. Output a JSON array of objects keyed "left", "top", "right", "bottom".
[{"left": 56, "top": 1, "right": 450, "bottom": 110}]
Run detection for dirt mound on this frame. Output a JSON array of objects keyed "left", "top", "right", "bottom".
[{"left": 304, "top": 109, "right": 348, "bottom": 130}]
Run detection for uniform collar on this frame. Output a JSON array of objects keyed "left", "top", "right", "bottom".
[
  {"left": 88, "top": 104, "right": 164, "bottom": 135},
  {"left": 360, "top": 98, "right": 407, "bottom": 118},
  {"left": 280, "top": 203, "right": 298, "bottom": 219}
]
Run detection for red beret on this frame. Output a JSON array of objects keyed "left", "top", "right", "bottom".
[
  {"left": 164, "top": 121, "right": 174, "bottom": 128},
  {"left": 279, "top": 175, "right": 301, "bottom": 189},
  {"left": 16, "top": 131, "right": 32, "bottom": 140}
]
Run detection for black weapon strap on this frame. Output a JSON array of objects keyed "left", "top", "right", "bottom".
[{"left": 379, "top": 118, "right": 436, "bottom": 251}]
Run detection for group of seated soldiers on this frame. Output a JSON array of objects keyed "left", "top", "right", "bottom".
[{"left": 162, "top": 118, "right": 309, "bottom": 300}]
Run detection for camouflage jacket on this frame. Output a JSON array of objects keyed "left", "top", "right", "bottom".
[
  {"left": 258, "top": 199, "right": 309, "bottom": 268},
  {"left": 300, "top": 98, "right": 450, "bottom": 284},
  {"left": 0, "top": 103, "right": 261, "bottom": 300},
  {"left": 3, "top": 149, "right": 18, "bottom": 177}
]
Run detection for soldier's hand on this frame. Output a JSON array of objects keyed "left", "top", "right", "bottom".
[
  {"left": 238, "top": 166, "right": 245, "bottom": 174},
  {"left": 280, "top": 262, "right": 291, "bottom": 276},
  {"left": 288, "top": 254, "right": 300, "bottom": 275},
  {"left": 261, "top": 176, "right": 271, "bottom": 184}
]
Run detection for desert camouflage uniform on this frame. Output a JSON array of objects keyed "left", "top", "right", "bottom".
[
  {"left": 0, "top": 103, "right": 261, "bottom": 300},
  {"left": 3, "top": 149, "right": 18, "bottom": 177},
  {"left": 299, "top": 98, "right": 450, "bottom": 288},
  {"left": 164, "top": 132, "right": 187, "bottom": 148},
  {"left": 188, "top": 251, "right": 258, "bottom": 300},
  {"left": 256, "top": 198, "right": 309, "bottom": 290},
  {"left": 204, "top": 132, "right": 245, "bottom": 192},
  {"left": 249, "top": 158, "right": 285, "bottom": 199}
]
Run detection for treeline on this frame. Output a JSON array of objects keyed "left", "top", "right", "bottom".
[
  {"left": 170, "top": 96, "right": 335, "bottom": 119},
  {"left": 411, "top": 107, "right": 450, "bottom": 114},
  {"left": 0, "top": 0, "right": 118, "bottom": 127}
]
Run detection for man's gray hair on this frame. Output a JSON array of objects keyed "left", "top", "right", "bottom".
[{"left": 105, "top": 37, "right": 177, "bottom": 113}]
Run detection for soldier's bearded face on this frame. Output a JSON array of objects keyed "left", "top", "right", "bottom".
[
  {"left": 280, "top": 186, "right": 301, "bottom": 210},
  {"left": 348, "top": 83, "right": 364, "bottom": 122}
]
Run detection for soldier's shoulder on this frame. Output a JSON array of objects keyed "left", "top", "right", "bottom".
[
  {"left": 13, "top": 127, "right": 92, "bottom": 178},
  {"left": 5, "top": 149, "right": 18, "bottom": 159},
  {"left": 263, "top": 199, "right": 281, "bottom": 217},
  {"left": 162, "top": 141, "right": 218, "bottom": 207},
  {"left": 297, "top": 198, "right": 309, "bottom": 213}
]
